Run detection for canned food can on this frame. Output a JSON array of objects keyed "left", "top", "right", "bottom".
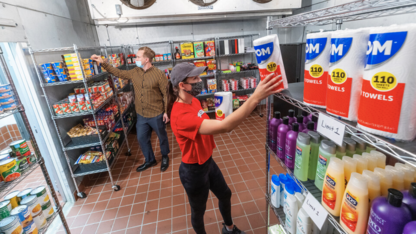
[
  {"left": 10, "top": 205, "right": 37, "bottom": 234},
  {"left": 0, "top": 148, "right": 13, "bottom": 157},
  {"left": 30, "top": 186, "right": 54, "bottom": 220},
  {"left": 27, "top": 155, "right": 37, "bottom": 164},
  {"left": 20, "top": 196, "right": 46, "bottom": 229},
  {"left": 17, "top": 189, "right": 33, "bottom": 203},
  {"left": 0, "top": 91, "right": 13, "bottom": 99},
  {"left": 74, "top": 88, "right": 80, "bottom": 94},
  {"left": 0, "top": 216, "right": 23, "bottom": 234},
  {"left": 2, "top": 102, "right": 17, "bottom": 111},
  {"left": 0, "top": 200, "right": 12, "bottom": 221},
  {"left": 0, "top": 84, "right": 11, "bottom": 93},
  {"left": 0, "top": 153, "right": 10, "bottom": 161},
  {"left": 0, "top": 159, "right": 20, "bottom": 182},
  {"left": 51, "top": 61, "right": 63, "bottom": 70},
  {"left": 0, "top": 97, "right": 16, "bottom": 105},
  {"left": 4, "top": 191, "right": 20, "bottom": 209},
  {"left": 16, "top": 157, "right": 29, "bottom": 172},
  {"left": 39, "top": 63, "right": 53, "bottom": 71},
  {"left": 10, "top": 140, "right": 31, "bottom": 157}
]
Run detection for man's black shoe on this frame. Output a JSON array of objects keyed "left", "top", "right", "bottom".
[
  {"left": 161, "top": 156, "right": 169, "bottom": 172},
  {"left": 136, "top": 161, "right": 157, "bottom": 172},
  {"left": 222, "top": 223, "right": 246, "bottom": 234}
]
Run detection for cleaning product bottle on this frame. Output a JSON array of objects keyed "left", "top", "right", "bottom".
[
  {"left": 343, "top": 156, "right": 357, "bottom": 186},
  {"left": 271, "top": 174, "right": 281, "bottom": 208},
  {"left": 315, "top": 140, "right": 336, "bottom": 191},
  {"left": 302, "top": 121, "right": 315, "bottom": 134},
  {"left": 307, "top": 131, "right": 321, "bottom": 181},
  {"left": 295, "top": 193, "right": 305, "bottom": 211},
  {"left": 277, "top": 117, "right": 290, "bottom": 160},
  {"left": 395, "top": 163, "right": 414, "bottom": 190},
  {"left": 279, "top": 174, "right": 288, "bottom": 208},
  {"left": 336, "top": 142, "right": 347, "bottom": 159},
  {"left": 352, "top": 137, "right": 366, "bottom": 155},
  {"left": 302, "top": 111, "right": 309, "bottom": 128},
  {"left": 344, "top": 137, "right": 356, "bottom": 157},
  {"left": 362, "top": 153, "right": 377, "bottom": 171},
  {"left": 403, "top": 221, "right": 416, "bottom": 234},
  {"left": 322, "top": 157, "right": 345, "bottom": 216},
  {"left": 374, "top": 168, "right": 393, "bottom": 197},
  {"left": 312, "top": 115, "right": 318, "bottom": 131},
  {"left": 362, "top": 170, "right": 381, "bottom": 203},
  {"left": 288, "top": 109, "right": 296, "bottom": 129},
  {"left": 294, "top": 132, "right": 311, "bottom": 182},
  {"left": 370, "top": 150, "right": 386, "bottom": 169},
  {"left": 340, "top": 173, "right": 369, "bottom": 234},
  {"left": 385, "top": 165, "right": 405, "bottom": 191},
  {"left": 402, "top": 182, "right": 416, "bottom": 220},
  {"left": 404, "top": 164, "right": 416, "bottom": 182},
  {"left": 367, "top": 189, "right": 412, "bottom": 234},
  {"left": 269, "top": 111, "right": 282, "bottom": 152},
  {"left": 285, "top": 123, "right": 299, "bottom": 170},
  {"left": 297, "top": 208, "right": 312, "bottom": 234},
  {"left": 353, "top": 154, "right": 368, "bottom": 174},
  {"left": 297, "top": 116, "right": 305, "bottom": 132},
  {"left": 285, "top": 183, "right": 298, "bottom": 234},
  {"left": 365, "top": 144, "right": 376, "bottom": 153}
]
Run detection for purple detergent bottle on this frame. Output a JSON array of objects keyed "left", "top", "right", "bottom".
[
  {"left": 302, "top": 111, "right": 309, "bottom": 128},
  {"left": 312, "top": 115, "right": 318, "bottom": 131},
  {"left": 269, "top": 111, "right": 282, "bottom": 152},
  {"left": 302, "top": 121, "right": 315, "bottom": 134},
  {"left": 285, "top": 123, "right": 299, "bottom": 170},
  {"left": 403, "top": 221, "right": 416, "bottom": 234},
  {"left": 402, "top": 182, "right": 416, "bottom": 220},
  {"left": 296, "top": 116, "right": 305, "bottom": 132},
  {"left": 288, "top": 109, "right": 296, "bottom": 130},
  {"left": 367, "top": 189, "right": 412, "bottom": 234},
  {"left": 277, "top": 117, "right": 290, "bottom": 160}
]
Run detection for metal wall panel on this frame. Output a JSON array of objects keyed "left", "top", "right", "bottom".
[
  {"left": 106, "top": 25, "right": 139, "bottom": 46},
  {"left": 0, "top": 4, "right": 26, "bottom": 42}
]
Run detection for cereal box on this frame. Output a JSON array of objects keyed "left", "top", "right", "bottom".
[
  {"left": 207, "top": 79, "right": 217, "bottom": 93},
  {"left": 207, "top": 59, "right": 216, "bottom": 70},
  {"left": 180, "top": 42, "right": 194, "bottom": 59},
  {"left": 193, "top": 60, "right": 207, "bottom": 76},
  {"left": 204, "top": 41, "right": 215, "bottom": 57},
  {"left": 194, "top": 42, "right": 204, "bottom": 58}
]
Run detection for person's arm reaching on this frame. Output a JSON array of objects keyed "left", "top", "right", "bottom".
[
  {"left": 90, "top": 54, "right": 134, "bottom": 80},
  {"left": 158, "top": 72, "right": 169, "bottom": 123},
  {"left": 198, "top": 73, "right": 283, "bottom": 135}
]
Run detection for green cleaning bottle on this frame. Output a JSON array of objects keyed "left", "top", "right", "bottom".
[
  {"left": 336, "top": 142, "right": 346, "bottom": 159},
  {"left": 344, "top": 137, "right": 356, "bottom": 157},
  {"left": 352, "top": 136, "right": 366, "bottom": 155},
  {"left": 366, "top": 143, "right": 376, "bottom": 153},
  {"left": 307, "top": 131, "right": 321, "bottom": 181},
  {"left": 294, "top": 132, "right": 311, "bottom": 182},
  {"left": 314, "top": 140, "right": 336, "bottom": 191}
]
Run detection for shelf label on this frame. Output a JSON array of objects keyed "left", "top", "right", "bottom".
[
  {"left": 302, "top": 193, "right": 329, "bottom": 229},
  {"left": 198, "top": 6, "right": 213, "bottom": 10},
  {"left": 316, "top": 113, "right": 345, "bottom": 146}
]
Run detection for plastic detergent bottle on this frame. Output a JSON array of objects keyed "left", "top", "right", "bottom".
[
  {"left": 279, "top": 174, "right": 288, "bottom": 207},
  {"left": 362, "top": 170, "right": 381, "bottom": 203},
  {"left": 302, "top": 111, "right": 309, "bottom": 128},
  {"left": 404, "top": 164, "right": 416, "bottom": 182},
  {"left": 315, "top": 140, "right": 336, "bottom": 191},
  {"left": 385, "top": 165, "right": 405, "bottom": 191},
  {"left": 344, "top": 137, "right": 356, "bottom": 157},
  {"left": 296, "top": 208, "right": 312, "bottom": 234},
  {"left": 343, "top": 156, "right": 357, "bottom": 186},
  {"left": 395, "top": 163, "right": 414, "bottom": 190},
  {"left": 302, "top": 121, "right": 315, "bottom": 134},
  {"left": 296, "top": 115, "right": 305, "bottom": 132},
  {"left": 402, "top": 182, "right": 416, "bottom": 220},
  {"left": 366, "top": 144, "right": 376, "bottom": 153},
  {"left": 352, "top": 137, "right": 366, "bottom": 155},
  {"left": 271, "top": 174, "right": 280, "bottom": 208},
  {"left": 374, "top": 168, "right": 393, "bottom": 197},
  {"left": 288, "top": 109, "right": 296, "bottom": 129},
  {"left": 353, "top": 154, "right": 368, "bottom": 174},
  {"left": 307, "top": 131, "right": 321, "bottom": 181},
  {"left": 311, "top": 115, "right": 318, "bottom": 131},
  {"left": 403, "top": 221, "right": 416, "bottom": 234},
  {"left": 367, "top": 189, "right": 412, "bottom": 234},
  {"left": 269, "top": 111, "right": 282, "bottom": 152},
  {"left": 362, "top": 153, "right": 377, "bottom": 171},
  {"left": 294, "top": 132, "right": 311, "bottom": 182},
  {"left": 277, "top": 117, "right": 290, "bottom": 160},
  {"left": 285, "top": 123, "right": 299, "bottom": 170},
  {"left": 340, "top": 173, "right": 369, "bottom": 234},
  {"left": 336, "top": 142, "right": 347, "bottom": 159},
  {"left": 295, "top": 193, "right": 305, "bottom": 211},
  {"left": 370, "top": 150, "right": 386, "bottom": 169},
  {"left": 322, "top": 157, "right": 345, "bottom": 216},
  {"left": 284, "top": 183, "right": 298, "bottom": 234}
]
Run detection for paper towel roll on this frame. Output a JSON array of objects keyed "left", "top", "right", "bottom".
[
  {"left": 357, "top": 24, "right": 416, "bottom": 141},
  {"left": 327, "top": 28, "right": 369, "bottom": 121},
  {"left": 304, "top": 31, "right": 332, "bottom": 108},
  {"left": 254, "top": 34, "right": 288, "bottom": 91},
  {"left": 214, "top": 92, "right": 233, "bottom": 120}
]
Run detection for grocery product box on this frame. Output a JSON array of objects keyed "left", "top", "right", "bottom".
[
  {"left": 205, "top": 41, "right": 215, "bottom": 57},
  {"left": 194, "top": 42, "right": 205, "bottom": 58},
  {"left": 180, "top": 42, "right": 194, "bottom": 59},
  {"left": 194, "top": 60, "right": 207, "bottom": 76},
  {"left": 207, "top": 79, "right": 217, "bottom": 93}
]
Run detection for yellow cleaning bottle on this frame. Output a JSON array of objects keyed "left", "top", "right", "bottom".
[
  {"left": 322, "top": 157, "right": 345, "bottom": 217},
  {"left": 362, "top": 153, "right": 377, "bottom": 171},
  {"left": 353, "top": 154, "right": 368, "bottom": 174},
  {"left": 385, "top": 165, "right": 405, "bottom": 191},
  {"left": 395, "top": 163, "right": 414, "bottom": 190},
  {"left": 362, "top": 170, "right": 381, "bottom": 203},
  {"left": 342, "top": 156, "right": 357, "bottom": 186},
  {"left": 374, "top": 168, "right": 393, "bottom": 197},
  {"left": 370, "top": 150, "right": 386, "bottom": 169}
]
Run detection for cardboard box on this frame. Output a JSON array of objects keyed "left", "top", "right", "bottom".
[
  {"left": 180, "top": 42, "right": 194, "bottom": 59},
  {"left": 194, "top": 42, "right": 205, "bottom": 58}
]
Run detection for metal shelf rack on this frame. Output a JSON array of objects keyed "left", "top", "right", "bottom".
[
  {"left": 0, "top": 47, "right": 70, "bottom": 233},
  {"left": 28, "top": 44, "right": 133, "bottom": 199}
]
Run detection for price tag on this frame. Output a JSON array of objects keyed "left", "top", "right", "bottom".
[
  {"left": 301, "top": 193, "right": 329, "bottom": 229},
  {"left": 316, "top": 113, "right": 345, "bottom": 146}
]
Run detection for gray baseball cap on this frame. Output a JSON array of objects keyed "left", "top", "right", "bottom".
[{"left": 170, "top": 63, "right": 207, "bottom": 87}]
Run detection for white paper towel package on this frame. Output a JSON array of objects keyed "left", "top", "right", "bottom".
[
  {"left": 357, "top": 24, "right": 416, "bottom": 141},
  {"left": 327, "top": 28, "right": 370, "bottom": 121},
  {"left": 253, "top": 34, "right": 288, "bottom": 91},
  {"left": 304, "top": 31, "right": 332, "bottom": 108},
  {"left": 214, "top": 92, "right": 233, "bottom": 120}
]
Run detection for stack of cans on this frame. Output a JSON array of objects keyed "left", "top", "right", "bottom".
[
  {"left": 222, "top": 80, "right": 230, "bottom": 91},
  {"left": 240, "top": 78, "right": 250, "bottom": 89},
  {"left": 0, "top": 84, "right": 17, "bottom": 112},
  {"left": 249, "top": 77, "right": 257, "bottom": 88},
  {"left": 229, "top": 79, "right": 238, "bottom": 91}
]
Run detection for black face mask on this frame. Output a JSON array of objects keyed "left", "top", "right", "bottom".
[{"left": 184, "top": 81, "right": 203, "bottom": 97}]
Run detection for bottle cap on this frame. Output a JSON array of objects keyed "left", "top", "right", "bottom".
[
  {"left": 274, "top": 111, "right": 281, "bottom": 119},
  {"left": 302, "top": 111, "right": 308, "bottom": 117},
  {"left": 282, "top": 117, "right": 289, "bottom": 125},
  {"left": 288, "top": 109, "right": 295, "bottom": 117},
  {"left": 297, "top": 132, "right": 311, "bottom": 145},
  {"left": 306, "top": 121, "right": 315, "bottom": 131},
  {"left": 294, "top": 183, "right": 302, "bottom": 193},
  {"left": 286, "top": 183, "right": 295, "bottom": 195},
  {"left": 312, "top": 115, "right": 318, "bottom": 122},
  {"left": 343, "top": 137, "right": 356, "bottom": 151},
  {"left": 409, "top": 183, "right": 416, "bottom": 198},
  {"left": 297, "top": 115, "right": 303, "bottom": 124},
  {"left": 320, "top": 140, "right": 336, "bottom": 154},
  {"left": 279, "top": 174, "right": 287, "bottom": 184},
  {"left": 292, "top": 123, "right": 299, "bottom": 132},
  {"left": 329, "top": 157, "right": 344, "bottom": 172},
  {"left": 387, "top": 189, "right": 403, "bottom": 207},
  {"left": 352, "top": 136, "right": 366, "bottom": 150},
  {"left": 308, "top": 131, "right": 321, "bottom": 144},
  {"left": 337, "top": 142, "right": 346, "bottom": 153},
  {"left": 272, "top": 174, "right": 280, "bottom": 185}
]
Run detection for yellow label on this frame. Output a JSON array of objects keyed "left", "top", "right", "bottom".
[
  {"left": 309, "top": 64, "right": 324, "bottom": 78},
  {"left": 371, "top": 71, "right": 397, "bottom": 91},
  {"left": 267, "top": 62, "right": 277, "bottom": 72},
  {"left": 216, "top": 109, "right": 223, "bottom": 117},
  {"left": 331, "top": 68, "right": 347, "bottom": 84}
]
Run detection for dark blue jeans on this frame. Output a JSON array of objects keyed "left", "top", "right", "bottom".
[{"left": 136, "top": 113, "right": 170, "bottom": 163}]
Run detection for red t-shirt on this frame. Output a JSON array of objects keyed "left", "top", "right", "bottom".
[{"left": 171, "top": 98, "right": 216, "bottom": 165}]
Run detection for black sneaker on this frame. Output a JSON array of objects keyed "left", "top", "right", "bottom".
[
  {"left": 222, "top": 223, "right": 246, "bottom": 234},
  {"left": 161, "top": 156, "right": 169, "bottom": 172}
]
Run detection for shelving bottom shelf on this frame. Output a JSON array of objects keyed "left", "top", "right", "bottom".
[
  {"left": 0, "top": 162, "right": 40, "bottom": 198},
  {"left": 265, "top": 194, "right": 286, "bottom": 226},
  {"left": 39, "top": 211, "right": 59, "bottom": 234}
]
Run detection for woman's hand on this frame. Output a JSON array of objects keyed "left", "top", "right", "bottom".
[
  {"left": 90, "top": 54, "right": 105, "bottom": 65},
  {"left": 251, "top": 73, "right": 284, "bottom": 102}
]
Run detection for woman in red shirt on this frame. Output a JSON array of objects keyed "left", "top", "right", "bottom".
[{"left": 167, "top": 63, "right": 282, "bottom": 234}]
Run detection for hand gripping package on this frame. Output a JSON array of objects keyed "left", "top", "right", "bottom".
[
  {"left": 357, "top": 24, "right": 416, "bottom": 141},
  {"left": 253, "top": 34, "right": 288, "bottom": 91},
  {"left": 327, "top": 29, "right": 369, "bottom": 121},
  {"left": 304, "top": 31, "right": 332, "bottom": 108},
  {"left": 214, "top": 92, "right": 233, "bottom": 120}
]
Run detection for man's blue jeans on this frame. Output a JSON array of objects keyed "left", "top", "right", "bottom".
[{"left": 136, "top": 113, "right": 170, "bottom": 163}]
